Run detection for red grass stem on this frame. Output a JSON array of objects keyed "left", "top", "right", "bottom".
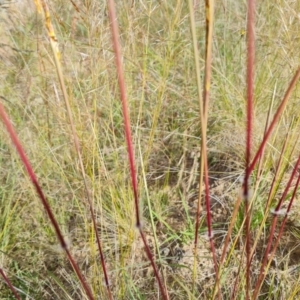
[
  {"left": 191, "top": 1, "right": 220, "bottom": 297},
  {"left": 249, "top": 67, "right": 300, "bottom": 175},
  {"left": 244, "top": 1, "right": 256, "bottom": 298},
  {"left": 0, "top": 102, "right": 95, "bottom": 300},
  {"left": 252, "top": 154, "right": 300, "bottom": 299},
  {"left": 201, "top": 0, "right": 220, "bottom": 296},
  {"left": 202, "top": 0, "right": 215, "bottom": 241},
  {"left": 106, "top": 0, "right": 139, "bottom": 227},
  {"left": 106, "top": 1, "right": 169, "bottom": 299},
  {"left": 0, "top": 268, "right": 21, "bottom": 300}
]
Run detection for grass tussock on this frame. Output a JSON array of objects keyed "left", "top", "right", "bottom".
[{"left": 0, "top": 0, "right": 300, "bottom": 299}]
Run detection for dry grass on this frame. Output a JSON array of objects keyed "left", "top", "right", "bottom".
[{"left": 0, "top": 0, "right": 300, "bottom": 299}]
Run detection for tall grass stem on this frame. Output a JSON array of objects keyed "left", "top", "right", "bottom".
[
  {"left": 0, "top": 101, "right": 95, "bottom": 300},
  {"left": 106, "top": 0, "right": 169, "bottom": 299},
  {"left": 0, "top": 268, "right": 21, "bottom": 300},
  {"left": 34, "top": 1, "right": 112, "bottom": 298}
]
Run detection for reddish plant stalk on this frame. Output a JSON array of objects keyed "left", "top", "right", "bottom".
[
  {"left": 249, "top": 132, "right": 290, "bottom": 267},
  {"left": 201, "top": 0, "right": 219, "bottom": 288},
  {"left": 249, "top": 66, "right": 300, "bottom": 175},
  {"left": 245, "top": 0, "right": 255, "bottom": 296},
  {"left": 0, "top": 102, "right": 95, "bottom": 300},
  {"left": 265, "top": 168, "right": 300, "bottom": 269},
  {"left": 202, "top": 0, "right": 215, "bottom": 234},
  {"left": 245, "top": 0, "right": 255, "bottom": 177},
  {"left": 252, "top": 154, "right": 300, "bottom": 299},
  {"left": 244, "top": 0, "right": 255, "bottom": 298},
  {"left": 188, "top": 0, "right": 203, "bottom": 248},
  {"left": 188, "top": 3, "right": 218, "bottom": 286},
  {"left": 254, "top": 87, "right": 275, "bottom": 193},
  {"left": 106, "top": 0, "right": 139, "bottom": 226},
  {"left": 0, "top": 268, "right": 21, "bottom": 300},
  {"left": 106, "top": 1, "right": 169, "bottom": 299}
]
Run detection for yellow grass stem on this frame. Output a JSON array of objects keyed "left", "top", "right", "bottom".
[{"left": 33, "top": 1, "right": 112, "bottom": 298}]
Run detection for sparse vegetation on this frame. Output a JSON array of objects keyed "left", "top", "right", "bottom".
[{"left": 1, "top": 0, "right": 300, "bottom": 299}]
